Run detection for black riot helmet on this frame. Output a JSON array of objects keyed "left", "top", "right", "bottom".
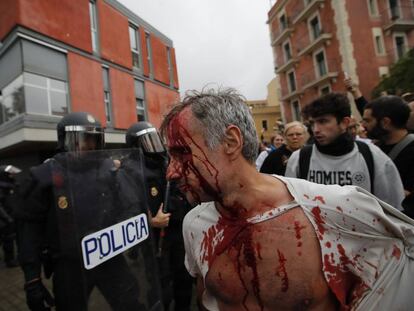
[
  {"left": 57, "top": 112, "right": 104, "bottom": 152},
  {"left": 125, "top": 122, "right": 166, "bottom": 155}
]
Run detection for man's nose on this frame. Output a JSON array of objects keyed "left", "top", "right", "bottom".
[{"left": 166, "top": 159, "right": 182, "bottom": 181}]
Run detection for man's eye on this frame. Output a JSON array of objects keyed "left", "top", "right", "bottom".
[{"left": 169, "top": 146, "right": 191, "bottom": 157}]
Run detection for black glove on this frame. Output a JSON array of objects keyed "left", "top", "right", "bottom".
[{"left": 24, "top": 279, "right": 55, "bottom": 311}]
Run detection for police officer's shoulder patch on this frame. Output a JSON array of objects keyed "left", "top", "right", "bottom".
[
  {"left": 150, "top": 187, "right": 158, "bottom": 197},
  {"left": 58, "top": 196, "right": 69, "bottom": 209}
]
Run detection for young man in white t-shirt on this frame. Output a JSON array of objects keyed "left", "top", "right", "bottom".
[
  {"left": 285, "top": 92, "right": 404, "bottom": 209},
  {"left": 160, "top": 88, "right": 414, "bottom": 311}
]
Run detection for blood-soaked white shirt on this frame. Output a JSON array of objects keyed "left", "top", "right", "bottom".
[{"left": 183, "top": 176, "right": 414, "bottom": 311}]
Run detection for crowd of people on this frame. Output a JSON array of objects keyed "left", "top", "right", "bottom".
[{"left": 255, "top": 78, "right": 414, "bottom": 218}]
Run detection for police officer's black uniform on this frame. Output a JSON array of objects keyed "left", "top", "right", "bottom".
[
  {"left": 17, "top": 112, "right": 146, "bottom": 311},
  {"left": 123, "top": 122, "right": 194, "bottom": 311},
  {"left": 0, "top": 165, "right": 22, "bottom": 267}
]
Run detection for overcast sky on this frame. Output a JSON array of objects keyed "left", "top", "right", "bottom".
[{"left": 118, "top": 0, "right": 275, "bottom": 100}]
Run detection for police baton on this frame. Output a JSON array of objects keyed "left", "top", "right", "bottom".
[{"left": 157, "top": 181, "right": 171, "bottom": 257}]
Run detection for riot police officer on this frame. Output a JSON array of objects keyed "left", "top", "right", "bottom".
[
  {"left": 17, "top": 112, "right": 154, "bottom": 311},
  {"left": 0, "top": 165, "right": 22, "bottom": 267},
  {"left": 123, "top": 122, "right": 194, "bottom": 311}
]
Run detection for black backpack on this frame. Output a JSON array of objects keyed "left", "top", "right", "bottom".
[{"left": 298, "top": 141, "right": 374, "bottom": 192}]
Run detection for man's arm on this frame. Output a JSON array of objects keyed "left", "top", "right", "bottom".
[
  {"left": 344, "top": 77, "right": 367, "bottom": 115},
  {"left": 372, "top": 149, "right": 405, "bottom": 210}
]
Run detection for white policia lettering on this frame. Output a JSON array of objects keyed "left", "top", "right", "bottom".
[{"left": 81, "top": 214, "right": 149, "bottom": 269}]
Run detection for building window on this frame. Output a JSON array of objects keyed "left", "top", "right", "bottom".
[
  {"left": 378, "top": 66, "right": 389, "bottom": 78},
  {"left": 0, "top": 75, "right": 24, "bottom": 124},
  {"left": 262, "top": 120, "right": 268, "bottom": 131},
  {"left": 367, "top": 0, "right": 379, "bottom": 16},
  {"left": 372, "top": 28, "right": 385, "bottom": 56},
  {"left": 145, "top": 33, "right": 153, "bottom": 77},
  {"left": 291, "top": 100, "right": 301, "bottom": 121},
  {"left": 315, "top": 50, "right": 327, "bottom": 77},
  {"left": 279, "top": 14, "right": 288, "bottom": 31},
  {"left": 129, "top": 25, "right": 141, "bottom": 69},
  {"left": 320, "top": 85, "right": 331, "bottom": 95},
  {"left": 395, "top": 35, "right": 407, "bottom": 59},
  {"left": 102, "top": 67, "right": 112, "bottom": 124},
  {"left": 310, "top": 16, "right": 321, "bottom": 40},
  {"left": 283, "top": 41, "right": 292, "bottom": 62},
  {"left": 166, "top": 47, "right": 174, "bottom": 87},
  {"left": 304, "top": 0, "right": 312, "bottom": 6},
  {"left": 24, "top": 72, "right": 67, "bottom": 117},
  {"left": 134, "top": 79, "right": 146, "bottom": 121},
  {"left": 89, "top": 1, "right": 99, "bottom": 53},
  {"left": 287, "top": 70, "right": 296, "bottom": 93},
  {"left": 389, "top": 0, "right": 400, "bottom": 19}
]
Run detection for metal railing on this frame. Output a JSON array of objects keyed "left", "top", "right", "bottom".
[
  {"left": 300, "top": 58, "right": 339, "bottom": 88},
  {"left": 295, "top": 26, "right": 333, "bottom": 53}
]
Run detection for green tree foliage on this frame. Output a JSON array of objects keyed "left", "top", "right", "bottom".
[{"left": 372, "top": 48, "right": 414, "bottom": 98}]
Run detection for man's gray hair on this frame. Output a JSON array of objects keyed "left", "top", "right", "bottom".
[{"left": 161, "top": 87, "right": 259, "bottom": 163}]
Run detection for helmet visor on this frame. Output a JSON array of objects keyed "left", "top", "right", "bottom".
[
  {"left": 136, "top": 128, "right": 166, "bottom": 154},
  {"left": 64, "top": 126, "right": 104, "bottom": 152}
]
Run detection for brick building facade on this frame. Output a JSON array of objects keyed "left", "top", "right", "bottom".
[
  {"left": 0, "top": 0, "right": 179, "bottom": 171},
  {"left": 268, "top": 0, "right": 414, "bottom": 122}
]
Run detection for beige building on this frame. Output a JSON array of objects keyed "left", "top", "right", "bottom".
[{"left": 246, "top": 77, "right": 283, "bottom": 143}]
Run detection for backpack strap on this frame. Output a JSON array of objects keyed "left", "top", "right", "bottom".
[
  {"left": 388, "top": 134, "right": 414, "bottom": 161},
  {"left": 298, "top": 145, "right": 313, "bottom": 179},
  {"left": 355, "top": 141, "right": 374, "bottom": 193}
]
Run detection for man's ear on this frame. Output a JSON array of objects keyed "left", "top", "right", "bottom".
[
  {"left": 223, "top": 125, "right": 243, "bottom": 160},
  {"left": 380, "top": 117, "right": 392, "bottom": 129},
  {"left": 340, "top": 116, "right": 352, "bottom": 130}
]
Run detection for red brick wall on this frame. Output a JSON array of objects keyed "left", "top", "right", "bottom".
[
  {"left": 145, "top": 81, "right": 179, "bottom": 128},
  {"left": 67, "top": 52, "right": 106, "bottom": 126},
  {"left": 18, "top": 0, "right": 92, "bottom": 53},
  {"left": 0, "top": 0, "right": 19, "bottom": 40},
  {"left": 98, "top": 0, "right": 132, "bottom": 69},
  {"left": 151, "top": 36, "right": 170, "bottom": 85},
  {"left": 109, "top": 68, "right": 136, "bottom": 129}
]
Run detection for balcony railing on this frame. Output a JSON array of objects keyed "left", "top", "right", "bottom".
[
  {"left": 291, "top": 0, "right": 325, "bottom": 25},
  {"left": 271, "top": 18, "right": 294, "bottom": 46},
  {"left": 295, "top": 27, "right": 333, "bottom": 56},
  {"left": 300, "top": 58, "right": 339, "bottom": 90},
  {"left": 276, "top": 56, "right": 300, "bottom": 73},
  {"left": 380, "top": 5, "right": 414, "bottom": 32}
]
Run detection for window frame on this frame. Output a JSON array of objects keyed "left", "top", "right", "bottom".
[
  {"left": 89, "top": 0, "right": 99, "bottom": 54},
  {"left": 282, "top": 39, "right": 292, "bottom": 62},
  {"left": 308, "top": 12, "right": 322, "bottom": 41},
  {"left": 372, "top": 28, "right": 385, "bottom": 56},
  {"left": 367, "top": 0, "right": 379, "bottom": 17},
  {"left": 145, "top": 32, "right": 153, "bottom": 77},
  {"left": 23, "top": 72, "right": 68, "bottom": 117},
  {"left": 102, "top": 66, "right": 113, "bottom": 125},
  {"left": 319, "top": 84, "right": 331, "bottom": 96},
  {"left": 129, "top": 24, "right": 142, "bottom": 69},
  {"left": 166, "top": 46, "right": 174, "bottom": 87},
  {"left": 388, "top": 0, "right": 401, "bottom": 19},
  {"left": 134, "top": 78, "right": 147, "bottom": 121},
  {"left": 393, "top": 32, "right": 408, "bottom": 60},
  {"left": 287, "top": 69, "right": 297, "bottom": 93},
  {"left": 313, "top": 47, "right": 328, "bottom": 78}
]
